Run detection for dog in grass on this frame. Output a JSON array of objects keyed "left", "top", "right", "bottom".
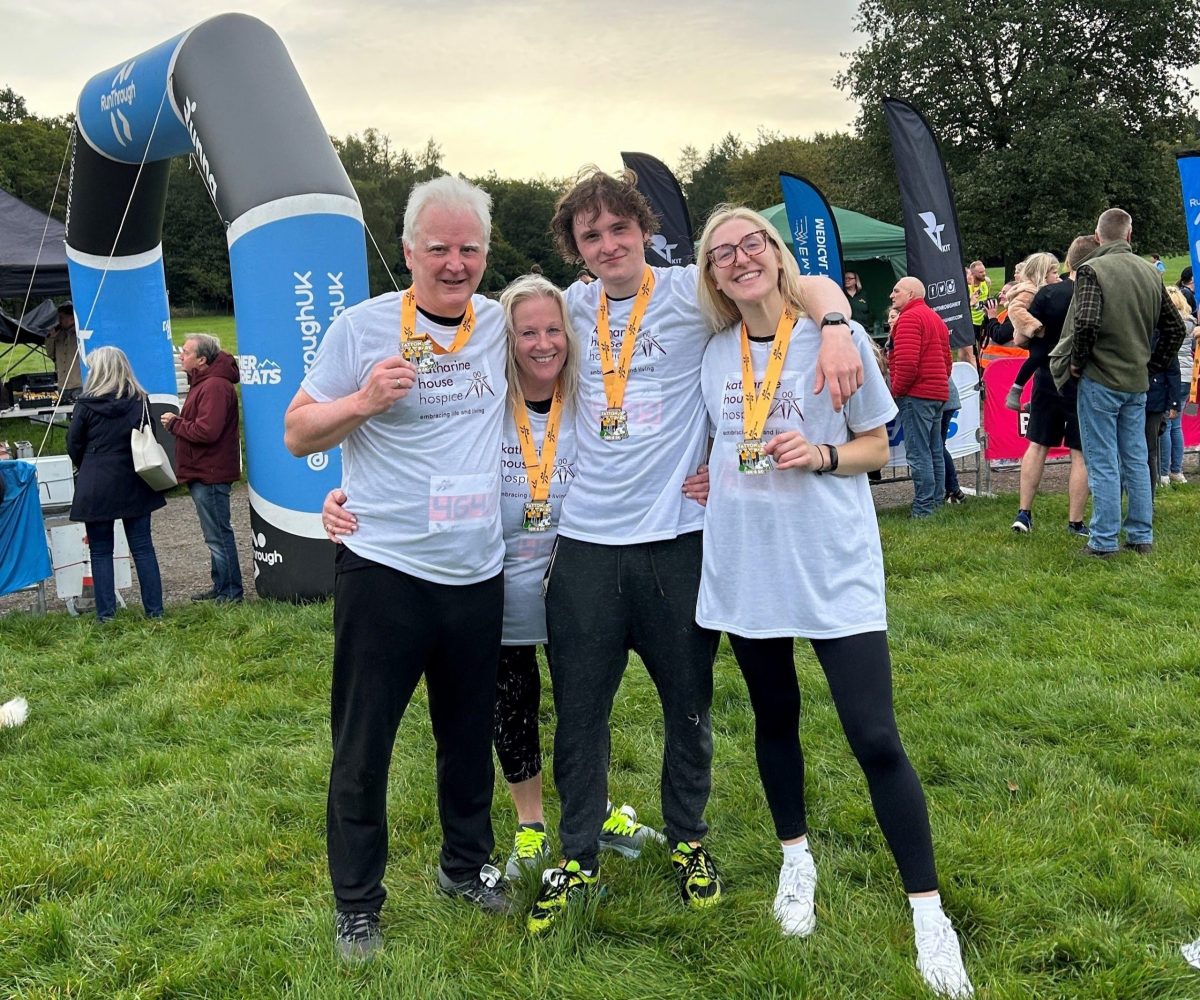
[{"left": 0, "top": 697, "right": 28, "bottom": 728}]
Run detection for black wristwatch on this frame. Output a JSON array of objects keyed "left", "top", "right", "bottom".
[{"left": 820, "top": 312, "right": 850, "bottom": 330}]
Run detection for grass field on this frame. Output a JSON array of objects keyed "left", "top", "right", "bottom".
[{"left": 3, "top": 486, "right": 1200, "bottom": 998}]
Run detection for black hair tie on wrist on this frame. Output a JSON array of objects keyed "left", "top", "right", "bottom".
[{"left": 815, "top": 443, "right": 839, "bottom": 475}]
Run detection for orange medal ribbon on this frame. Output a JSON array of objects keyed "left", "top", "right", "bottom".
[
  {"left": 399, "top": 287, "right": 476, "bottom": 358},
  {"left": 512, "top": 385, "right": 565, "bottom": 504},
  {"left": 596, "top": 268, "right": 655, "bottom": 411},
  {"left": 740, "top": 307, "right": 796, "bottom": 442}
]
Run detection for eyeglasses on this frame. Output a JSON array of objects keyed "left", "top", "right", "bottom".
[{"left": 706, "top": 229, "right": 769, "bottom": 268}]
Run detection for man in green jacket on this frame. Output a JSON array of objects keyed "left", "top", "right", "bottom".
[{"left": 1059, "top": 208, "right": 1186, "bottom": 557}]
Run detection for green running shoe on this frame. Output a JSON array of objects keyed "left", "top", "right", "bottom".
[
  {"left": 598, "top": 803, "right": 666, "bottom": 858},
  {"left": 671, "top": 841, "right": 723, "bottom": 908},
  {"left": 505, "top": 823, "right": 549, "bottom": 879},
  {"left": 527, "top": 860, "right": 598, "bottom": 934}
]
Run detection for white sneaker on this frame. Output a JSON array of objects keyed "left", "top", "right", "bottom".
[
  {"left": 0, "top": 697, "right": 28, "bottom": 728},
  {"left": 1159, "top": 475, "right": 1171, "bottom": 488},
  {"left": 773, "top": 856, "right": 817, "bottom": 936},
  {"left": 1183, "top": 937, "right": 1200, "bottom": 969},
  {"left": 915, "top": 912, "right": 974, "bottom": 997},
  {"left": 1170, "top": 472, "right": 1188, "bottom": 484}
]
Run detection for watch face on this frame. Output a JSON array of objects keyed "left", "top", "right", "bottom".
[{"left": 822, "top": 312, "right": 848, "bottom": 325}]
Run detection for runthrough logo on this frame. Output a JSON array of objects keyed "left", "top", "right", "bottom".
[{"left": 101, "top": 61, "right": 137, "bottom": 147}]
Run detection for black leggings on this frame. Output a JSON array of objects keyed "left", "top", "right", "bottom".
[
  {"left": 494, "top": 644, "right": 542, "bottom": 784},
  {"left": 728, "top": 631, "right": 938, "bottom": 894}
]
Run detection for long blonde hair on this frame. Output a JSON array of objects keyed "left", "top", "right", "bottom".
[
  {"left": 82, "top": 346, "right": 146, "bottom": 400},
  {"left": 696, "top": 205, "right": 808, "bottom": 333},
  {"left": 499, "top": 274, "right": 580, "bottom": 408},
  {"left": 1021, "top": 252, "right": 1060, "bottom": 290}
]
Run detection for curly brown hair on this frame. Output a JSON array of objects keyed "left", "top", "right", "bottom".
[{"left": 550, "top": 167, "right": 658, "bottom": 263}]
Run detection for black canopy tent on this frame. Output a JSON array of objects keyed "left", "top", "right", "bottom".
[{"left": 0, "top": 187, "right": 70, "bottom": 301}]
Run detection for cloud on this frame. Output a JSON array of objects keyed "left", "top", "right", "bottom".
[{"left": 5, "top": 0, "right": 868, "bottom": 178}]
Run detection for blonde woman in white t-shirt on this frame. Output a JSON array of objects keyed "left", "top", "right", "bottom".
[{"left": 694, "top": 206, "right": 974, "bottom": 999}]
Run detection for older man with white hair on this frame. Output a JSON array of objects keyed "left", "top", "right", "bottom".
[
  {"left": 888, "top": 276, "right": 952, "bottom": 517},
  {"left": 285, "top": 175, "right": 510, "bottom": 961}
]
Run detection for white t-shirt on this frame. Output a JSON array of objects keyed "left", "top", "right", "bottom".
[
  {"left": 302, "top": 292, "right": 507, "bottom": 585},
  {"left": 559, "top": 265, "right": 709, "bottom": 544},
  {"left": 696, "top": 319, "right": 898, "bottom": 639},
  {"left": 499, "top": 401, "right": 578, "bottom": 645}
]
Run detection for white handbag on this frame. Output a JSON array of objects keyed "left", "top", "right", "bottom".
[{"left": 131, "top": 396, "right": 177, "bottom": 491}]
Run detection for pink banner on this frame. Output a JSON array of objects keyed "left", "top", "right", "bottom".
[{"left": 983, "top": 358, "right": 1200, "bottom": 461}]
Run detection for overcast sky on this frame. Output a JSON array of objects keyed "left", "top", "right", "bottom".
[{"left": 4, "top": 0, "right": 870, "bottom": 178}]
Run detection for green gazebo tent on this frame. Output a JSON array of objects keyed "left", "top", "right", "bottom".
[{"left": 761, "top": 203, "right": 906, "bottom": 339}]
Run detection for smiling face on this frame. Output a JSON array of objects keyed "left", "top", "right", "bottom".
[
  {"left": 403, "top": 203, "right": 487, "bottom": 317},
  {"left": 708, "top": 218, "right": 782, "bottom": 313},
  {"left": 511, "top": 294, "right": 568, "bottom": 399},
  {"left": 571, "top": 207, "right": 649, "bottom": 298}
]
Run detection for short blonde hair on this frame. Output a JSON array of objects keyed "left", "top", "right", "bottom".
[
  {"left": 499, "top": 274, "right": 580, "bottom": 408},
  {"left": 696, "top": 205, "right": 806, "bottom": 333}
]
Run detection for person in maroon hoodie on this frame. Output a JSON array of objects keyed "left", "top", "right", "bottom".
[
  {"left": 161, "top": 333, "right": 244, "bottom": 602},
  {"left": 888, "top": 277, "right": 952, "bottom": 518}
]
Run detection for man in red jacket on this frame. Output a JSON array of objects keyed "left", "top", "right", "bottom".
[
  {"left": 888, "top": 277, "right": 952, "bottom": 517},
  {"left": 162, "top": 333, "right": 244, "bottom": 602}
]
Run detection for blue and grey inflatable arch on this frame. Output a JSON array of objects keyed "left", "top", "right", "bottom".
[{"left": 67, "top": 13, "right": 368, "bottom": 601}]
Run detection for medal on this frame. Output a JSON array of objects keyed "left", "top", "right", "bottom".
[
  {"left": 599, "top": 407, "right": 629, "bottom": 441},
  {"left": 522, "top": 499, "right": 553, "bottom": 532},
  {"left": 399, "top": 287, "right": 476, "bottom": 374},
  {"left": 401, "top": 336, "right": 437, "bottom": 373},
  {"left": 596, "top": 268, "right": 655, "bottom": 440},
  {"left": 513, "top": 385, "right": 565, "bottom": 532},
  {"left": 738, "top": 307, "right": 796, "bottom": 474},
  {"left": 738, "top": 437, "right": 771, "bottom": 475}
]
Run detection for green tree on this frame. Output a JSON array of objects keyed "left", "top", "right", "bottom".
[
  {"left": 0, "top": 86, "right": 30, "bottom": 124},
  {"left": 683, "top": 133, "right": 744, "bottom": 237},
  {"left": 838, "top": 0, "right": 1200, "bottom": 266},
  {"left": 162, "top": 158, "right": 232, "bottom": 311},
  {"left": 475, "top": 174, "right": 575, "bottom": 288},
  {"left": 332, "top": 130, "right": 446, "bottom": 295},
  {"left": 725, "top": 131, "right": 873, "bottom": 213},
  {"left": 0, "top": 108, "right": 73, "bottom": 220}
]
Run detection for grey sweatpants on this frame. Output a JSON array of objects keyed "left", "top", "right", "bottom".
[{"left": 545, "top": 531, "right": 719, "bottom": 869}]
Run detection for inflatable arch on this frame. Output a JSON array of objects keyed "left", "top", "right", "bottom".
[{"left": 67, "top": 13, "right": 368, "bottom": 601}]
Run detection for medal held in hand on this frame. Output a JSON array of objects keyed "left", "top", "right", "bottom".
[
  {"left": 738, "top": 308, "right": 796, "bottom": 474},
  {"left": 599, "top": 406, "right": 629, "bottom": 441},
  {"left": 401, "top": 336, "right": 437, "bottom": 373},
  {"left": 596, "top": 268, "right": 655, "bottom": 440},
  {"left": 738, "top": 437, "right": 770, "bottom": 474},
  {"left": 513, "top": 385, "right": 565, "bottom": 532},
  {"left": 399, "top": 287, "right": 476, "bottom": 375}
]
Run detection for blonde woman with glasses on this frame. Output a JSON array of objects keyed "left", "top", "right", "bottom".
[{"left": 693, "top": 206, "right": 973, "bottom": 998}]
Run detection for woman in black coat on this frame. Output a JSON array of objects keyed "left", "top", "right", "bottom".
[{"left": 67, "top": 346, "right": 165, "bottom": 621}]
